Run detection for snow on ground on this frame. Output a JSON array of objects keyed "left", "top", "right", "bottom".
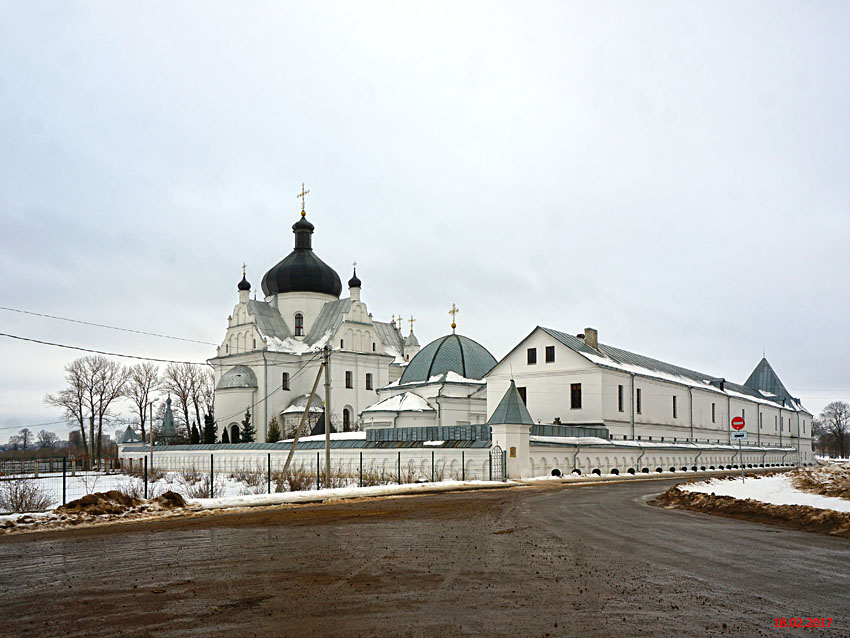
[{"left": 680, "top": 474, "right": 850, "bottom": 513}]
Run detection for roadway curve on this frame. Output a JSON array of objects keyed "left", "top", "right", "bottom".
[{"left": 0, "top": 479, "right": 847, "bottom": 637}]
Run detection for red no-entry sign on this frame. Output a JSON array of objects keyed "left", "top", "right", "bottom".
[{"left": 731, "top": 416, "right": 745, "bottom": 430}]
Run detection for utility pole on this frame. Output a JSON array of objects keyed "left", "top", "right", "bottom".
[
  {"left": 149, "top": 400, "right": 155, "bottom": 474},
  {"left": 323, "top": 345, "right": 331, "bottom": 485}
]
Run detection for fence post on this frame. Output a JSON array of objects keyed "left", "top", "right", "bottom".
[
  {"left": 431, "top": 450, "right": 435, "bottom": 482},
  {"left": 210, "top": 454, "right": 214, "bottom": 498},
  {"left": 503, "top": 449, "right": 507, "bottom": 482},
  {"left": 489, "top": 453, "right": 492, "bottom": 481},
  {"left": 397, "top": 451, "right": 401, "bottom": 484},
  {"left": 71, "top": 456, "right": 76, "bottom": 477},
  {"left": 34, "top": 460, "right": 38, "bottom": 479},
  {"left": 316, "top": 452, "right": 320, "bottom": 489},
  {"left": 144, "top": 456, "right": 148, "bottom": 500},
  {"left": 268, "top": 453, "right": 271, "bottom": 494},
  {"left": 359, "top": 452, "right": 363, "bottom": 488},
  {"left": 462, "top": 451, "right": 465, "bottom": 481},
  {"left": 62, "top": 456, "right": 67, "bottom": 505}
]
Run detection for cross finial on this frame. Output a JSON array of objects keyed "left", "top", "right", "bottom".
[
  {"left": 353, "top": 260, "right": 357, "bottom": 270},
  {"left": 409, "top": 315, "right": 415, "bottom": 333},
  {"left": 242, "top": 262, "right": 247, "bottom": 277},
  {"left": 397, "top": 314, "right": 403, "bottom": 331},
  {"left": 296, "top": 182, "right": 310, "bottom": 216},
  {"left": 391, "top": 314, "right": 396, "bottom": 325},
  {"left": 448, "top": 303, "right": 459, "bottom": 333}
]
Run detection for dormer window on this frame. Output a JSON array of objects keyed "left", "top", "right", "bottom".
[{"left": 294, "top": 313, "right": 304, "bottom": 336}]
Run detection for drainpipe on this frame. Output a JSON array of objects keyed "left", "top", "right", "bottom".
[
  {"left": 572, "top": 444, "right": 581, "bottom": 473},
  {"left": 688, "top": 387, "right": 694, "bottom": 442},
  {"left": 756, "top": 407, "right": 760, "bottom": 446},
  {"left": 435, "top": 386, "right": 444, "bottom": 427},
  {"left": 262, "top": 351, "right": 269, "bottom": 442},
  {"left": 726, "top": 393, "right": 732, "bottom": 445},
  {"left": 694, "top": 443, "right": 702, "bottom": 469},
  {"left": 630, "top": 374, "right": 636, "bottom": 440},
  {"left": 781, "top": 450, "right": 789, "bottom": 466},
  {"left": 636, "top": 444, "right": 646, "bottom": 472},
  {"left": 778, "top": 407, "right": 783, "bottom": 447},
  {"left": 762, "top": 449, "right": 767, "bottom": 467}
]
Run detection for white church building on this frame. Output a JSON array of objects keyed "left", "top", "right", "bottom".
[{"left": 208, "top": 203, "right": 420, "bottom": 443}]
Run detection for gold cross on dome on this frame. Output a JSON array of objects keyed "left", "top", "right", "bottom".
[
  {"left": 397, "top": 314, "right": 403, "bottom": 331},
  {"left": 296, "top": 182, "right": 310, "bottom": 214},
  {"left": 409, "top": 315, "right": 415, "bottom": 333},
  {"left": 242, "top": 262, "right": 247, "bottom": 276},
  {"left": 448, "top": 303, "right": 459, "bottom": 333}
]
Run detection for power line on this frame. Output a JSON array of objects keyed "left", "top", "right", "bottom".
[
  {"left": 0, "top": 305, "right": 217, "bottom": 345},
  {"left": 0, "top": 332, "right": 212, "bottom": 366}
]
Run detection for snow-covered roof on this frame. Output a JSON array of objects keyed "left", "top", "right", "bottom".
[
  {"left": 246, "top": 300, "right": 291, "bottom": 341},
  {"left": 531, "top": 327, "right": 809, "bottom": 414},
  {"left": 281, "top": 393, "right": 324, "bottom": 414},
  {"left": 362, "top": 392, "right": 435, "bottom": 413}
]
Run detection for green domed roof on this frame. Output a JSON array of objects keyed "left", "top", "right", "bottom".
[{"left": 399, "top": 334, "right": 496, "bottom": 384}]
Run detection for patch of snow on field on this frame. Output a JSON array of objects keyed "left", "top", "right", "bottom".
[{"left": 680, "top": 474, "right": 850, "bottom": 513}]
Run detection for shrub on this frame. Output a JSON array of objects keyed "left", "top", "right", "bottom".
[{"left": 0, "top": 477, "right": 54, "bottom": 513}]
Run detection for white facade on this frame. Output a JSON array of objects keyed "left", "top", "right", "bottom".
[{"left": 486, "top": 326, "right": 814, "bottom": 466}]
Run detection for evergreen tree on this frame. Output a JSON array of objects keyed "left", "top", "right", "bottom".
[
  {"left": 267, "top": 417, "right": 281, "bottom": 443},
  {"left": 240, "top": 408, "right": 255, "bottom": 443},
  {"left": 190, "top": 422, "right": 200, "bottom": 444},
  {"left": 202, "top": 413, "right": 217, "bottom": 444},
  {"left": 222, "top": 429, "right": 230, "bottom": 443}
]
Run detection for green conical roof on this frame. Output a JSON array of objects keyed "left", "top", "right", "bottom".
[
  {"left": 486, "top": 380, "right": 534, "bottom": 425},
  {"left": 744, "top": 358, "right": 793, "bottom": 403}
]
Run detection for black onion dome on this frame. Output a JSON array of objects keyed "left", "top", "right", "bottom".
[
  {"left": 261, "top": 214, "right": 342, "bottom": 298},
  {"left": 348, "top": 268, "right": 361, "bottom": 288},
  {"left": 237, "top": 274, "right": 251, "bottom": 291}
]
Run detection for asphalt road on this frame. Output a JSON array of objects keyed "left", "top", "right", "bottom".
[{"left": 0, "top": 479, "right": 847, "bottom": 638}]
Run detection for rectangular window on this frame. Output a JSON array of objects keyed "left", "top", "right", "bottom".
[
  {"left": 365, "top": 373, "right": 373, "bottom": 391},
  {"left": 618, "top": 385, "right": 624, "bottom": 412},
  {"left": 281, "top": 372, "right": 290, "bottom": 391},
  {"left": 570, "top": 383, "right": 582, "bottom": 409},
  {"left": 345, "top": 371, "right": 353, "bottom": 389},
  {"left": 759, "top": 413, "right": 763, "bottom": 429},
  {"left": 780, "top": 416, "right": 783, "bottom": 432},
  {"left": 545, "top": 345, "right": 555, "bottom": 363},
  {"left": 517, "top": 386, "right": 527, "bottom": 405},
  {"left": 711, "top": 403, "right": 716, "bottom": 423},
  {"left": 340, "top": 339, "right": 344, "bottom": 349},
  {"left": 636, "top": 388, "right": 642, "bottom": 414},
  {"left": 527, "top": 348, "right": 537, "bottom": 365},
  {"left": 803, "top": 420, "right": 806, "bottom": 434},
  {"left": 672, "top": 396, "right": 677, "bottom": 419},
  {"left": 775, "top": 415, "right": 778, "bottom": 431}
]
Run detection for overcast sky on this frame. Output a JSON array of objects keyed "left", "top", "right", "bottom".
[{"left": 1, "top": 1, "right": 848, "bottom": 438}]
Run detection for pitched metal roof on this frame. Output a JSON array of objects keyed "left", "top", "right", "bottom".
[
  {"left": 373, "top": 320, "right": 404, "bottom": 357},
  {"left": 305, "top": 298, "right": 350, "bottom": 344},
  {"left": 487, "top": 380, "right": 535, "bottom": 425},
  {"left": 246, "top": 300, "right": 291, "bottom": 340},
  {"left": 118, "top": 426, "right": 143, "bottom": 444},
  {"left": 744, "top": 358, "right": 794, "bottom": 403},
  {"left": 538, "top": 326, "right": 806, "bottom": 412}
]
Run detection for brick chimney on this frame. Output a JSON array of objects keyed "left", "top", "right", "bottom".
[{"left": 584, "top": 327, "right": 598, "bottom": 351}]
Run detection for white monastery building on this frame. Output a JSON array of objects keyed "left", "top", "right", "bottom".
[{"left": 122, "top": 191, "right": 814, "bottom": 478}]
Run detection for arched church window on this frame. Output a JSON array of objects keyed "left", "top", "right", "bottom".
[
  {"left": 372, "top": 342, "right": 376, "bottom": 352},
  {"left": 282, "top": 372, "right": 290, "bottom": 391},
  {"left": 226, "top": 344, "right": 229, "bottom": 354},
  {"left": 295, "top": 313, "right": 304, "bottom": 336},
  {"left": 253, "top": 338, "right": 256, "bottom": 350},
  {"left": 340, "top": 339, "right": 344, "bottom": 349},
  {"left": 343, "top": 408, "right": 351, "bottom": 432}
]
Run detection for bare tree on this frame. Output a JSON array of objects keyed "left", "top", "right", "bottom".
[
  {"left": 163, "top": 363, "right": 193, "bottom": 432},
  {"left": 819, "top": 401, "right": 850, "bottom": 458},
  {"left": 89, "top": 357, "right": 130, "bottom": 463},
  {"left": 45, "top": 358, "right": 90, "bottom": 454},
  {"left": 37, "top": 430, "right": 58, "bottom": 448},
  {"left": 125, "top": 362, "right": 161, "bottom": 440},
  {"left": 17, "top": 428, "right": 32, "bottom": 451}
]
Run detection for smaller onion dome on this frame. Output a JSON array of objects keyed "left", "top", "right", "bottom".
[
  {"left": 237, "top": 274, "right": 251, "bottom": 291},
  {"left": 348, "top": 267, "right": 362, "bottom": 288}
]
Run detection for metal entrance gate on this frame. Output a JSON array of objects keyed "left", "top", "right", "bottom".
[{"left": 490, "top": 445, "right": 506, "bottom": 481}]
